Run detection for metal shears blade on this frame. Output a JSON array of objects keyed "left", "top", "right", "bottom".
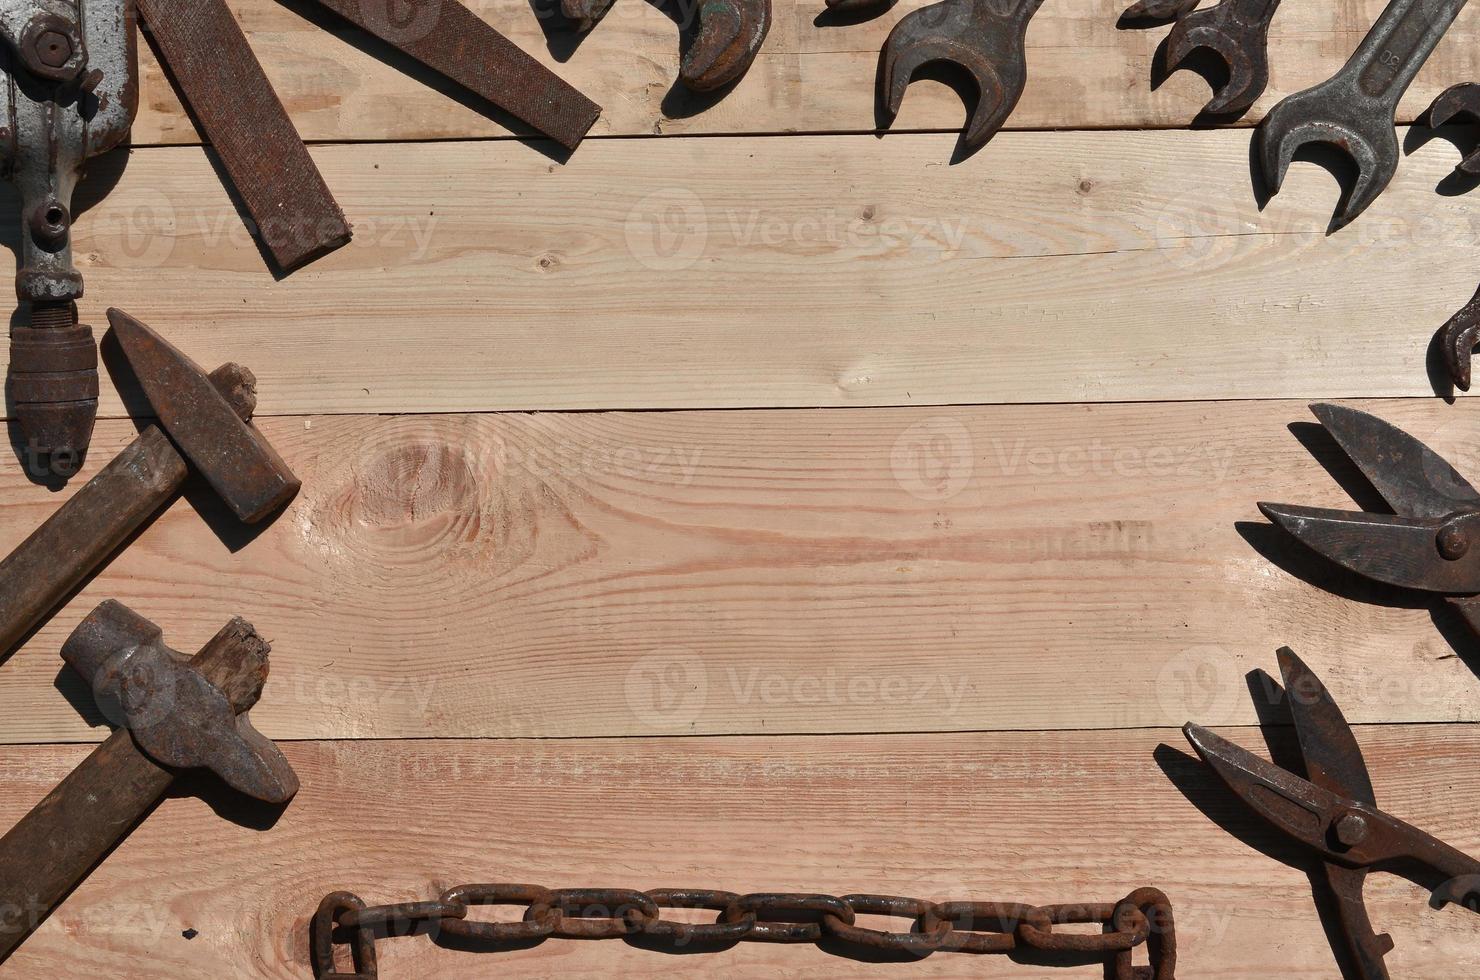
[
  {"left": 1272, "top": 648, "right": 1393, "bottom": 979},
  {"left": 1308, "top": 403, "right": 1480, "bottom": 519},
  {"left": 1259, "top": 404, "right": 1480, "bottom": 596}
]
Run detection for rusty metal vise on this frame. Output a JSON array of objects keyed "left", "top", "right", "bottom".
[{"left": 0, "top": 0, "right": 137, "bottom": 475}]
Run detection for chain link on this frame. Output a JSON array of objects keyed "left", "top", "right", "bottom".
[{"left": 312, "top": 883, "right": 1175, "bottom": 979}]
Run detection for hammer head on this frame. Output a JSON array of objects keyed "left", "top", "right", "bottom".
[
  {"left": 62, "top": 600, "right": 299, "bottom": 804},
  {"left": 107, "top": 308, "right": 300, "bottom": 523}
]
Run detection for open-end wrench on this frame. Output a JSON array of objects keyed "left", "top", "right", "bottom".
[
  {"left": 879, "top": 0, "right": 1048, "bottom": 157},
  {"left": 561, "top": 0, "right": 770, "bottom": 91},
  {"left": 1259, "top": 0, "right": 1469, "bottom": 229},
  {"left": 1423, "top": 83, "right": 1480, "bottom": 390},
  {"left": 1437, "top": 285, "right": 1480, "bottom": 390},
  {"left": 1426, "top": 82, "right": 1480, "bottom": 173},
  {"left": 1158, "top": 0, "right": 1283, "bottom": 117}
]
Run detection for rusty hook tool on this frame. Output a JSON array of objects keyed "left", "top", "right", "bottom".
[
  {"left": 1124, "top": 0, "right": 1283, "bottom": 118},
  {"left": 878, "top": 0, "right": 1047, "bottom": 158},
  {"left": 1257, "top": 0, "right": 1470, "bottom": 230},
  {"left": 560, "top": 0, "right": 770, "bottom": 91},
  {"left": 1184, "top": 648, "right": 1480, "bottom": 978}
]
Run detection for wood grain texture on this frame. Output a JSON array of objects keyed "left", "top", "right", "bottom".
[
  {"left": 128, "top": 0, "right": 1480, "bottom": 141},
  {"left": 1, "top": 398, "right": 1476, "bottom": 743},
  {"left": 18, "top": 127, "right": 1480, "bottom": 418},
  {"left": 1, "top": 727, "right": 1477, "bottom": 977}
]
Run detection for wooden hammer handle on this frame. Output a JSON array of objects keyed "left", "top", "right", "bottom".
[{"left": 0, "top": 426, "right": 187, "bottom": 660}]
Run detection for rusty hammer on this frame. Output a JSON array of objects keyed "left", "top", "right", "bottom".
[
  {"left": 0, "top": 600, "right": 298, "bottom": 961},
  {"left": 0, "top": 308, "right": 299, "bottom": 660}
]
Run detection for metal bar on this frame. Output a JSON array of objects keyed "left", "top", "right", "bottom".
[
  {"left": 135, "top": 0, "right": 352, "bottom": 271},
  {"left": 312, "top": 0, "right": 600, "bottom": 150}
]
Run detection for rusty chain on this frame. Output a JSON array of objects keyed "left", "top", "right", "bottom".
[{"left": 312, "top": 883, "right": 1175, "bottom": 978}]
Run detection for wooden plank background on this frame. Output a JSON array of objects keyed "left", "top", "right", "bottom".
[{"left": 4, "top": 0, "right": 1480, "bottom": 975}]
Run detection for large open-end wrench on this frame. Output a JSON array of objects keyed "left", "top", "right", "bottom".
[
  {"left": 878, "top": 0, "right": 1047, "bottom": 158},
  {"left": 1258, "top": 0, "right": 1470, "bottom": 230},
  {"left": 1158, "top": 0, "right": 1283, "bottom": 117}
]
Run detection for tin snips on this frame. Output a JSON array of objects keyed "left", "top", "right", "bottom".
[{"left": 1183, "top": 648, "right": 1480, "bottom": 978}]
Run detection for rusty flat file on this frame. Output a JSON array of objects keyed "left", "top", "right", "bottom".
[
  {"left": 313, "top": 0, "right": 600, "bottom": 150},
  {"left": 136, "top": 0, "right": 352, "bottom": 271}
]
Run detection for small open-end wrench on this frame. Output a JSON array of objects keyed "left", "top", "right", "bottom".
[
  {"left": 1258, "top": 0, "right": 1470, "bottom": 230},
  {"left": 1158, "top": 0, "right": 1283, "bottom": 117},
  {"left": 1424, "top": 83, "right": 1480, "bottom": 389},
  {"left": 561, "top": 0, "right": 770, "bottom": 91},
  {"left": 1426, "top": 82, "right": 1480, "bottom": 173},
  {"left": 879, "top": 0, "right": 1048, "bottom": 157}
]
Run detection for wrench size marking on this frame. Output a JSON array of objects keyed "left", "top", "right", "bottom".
[{"left": 1361, "top": 2, "right": 1433, "bottom": 95}]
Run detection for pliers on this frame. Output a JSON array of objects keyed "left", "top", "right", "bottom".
[
  {"left": 1184, "top": 648, "right": 1480, "bottom": 978},
  {"left": 1258, "top": 403, "right": 1480, "bottom": 639}
]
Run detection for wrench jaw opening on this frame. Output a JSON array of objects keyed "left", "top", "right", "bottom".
[
  {"left": 1439, "top": 286, "right": 1480, "bottom": 392},
  {"left": 559, "top": 0, "right": 770, "bottom": 91},
  {"left": 1426, "top": 83, "right": 1480, "bottom": 176},
  {"left": 1165, "top": 21, "right": 1266, "bottom": 118},
  {"left": 680, "top": 0, "right": 773, "bottom": 91},
  {"left": 1259, "top": 98, "right": 1394, "bottom": 231},
  {"left": 879, "top": 24, "right": 1018, "bottom": 158}
]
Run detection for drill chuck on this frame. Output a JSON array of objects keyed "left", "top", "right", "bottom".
[{"left": 8, "top": 303, "right": 98, "bottom": 475}]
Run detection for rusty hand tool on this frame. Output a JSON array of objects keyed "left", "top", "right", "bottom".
[
  {"left": 1425, "top": 81, "right": 1480, "bottom": 174},
  {"left": 560, "top": 0, "right": 769, "bottom": 92},
  {"left": 138, "top": 0, "right": 600, "bottom": 271},
  {"left": 0, "top": 309, "right": 298, "bottom": 661},
  {"left": 1420, "top": 83, "right": 1480, "bottom": 389},
  {"left": 1257, "top": 0, "right": 1470, "bottom": 230},
  {"left": 1257, "top": 403, "right": 1480, "bottom": 640},
  {"left": 0, "top": 600, "right": 298, "bottom": 961},
  {"left": 1, "top": 0, "right": 138, "bottom": 473},
  {"left": 315, "top": 884, "right": 1176, "bottom": 978},
  {"left": 1155, "top": 0, "right": 1284, "bottom": 118},
  {"left": 878, "top": 0, "right": 1047, "bottom": 158},
  {"left": 1437, "top": 283, "right": 1480, "bottom": 390},
  {"left": 1184, "top": 648, "right": 1480, "bottom": 978},
  {"left": 1121, "top": 0, "right": 1201, "bottom": 20}
]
